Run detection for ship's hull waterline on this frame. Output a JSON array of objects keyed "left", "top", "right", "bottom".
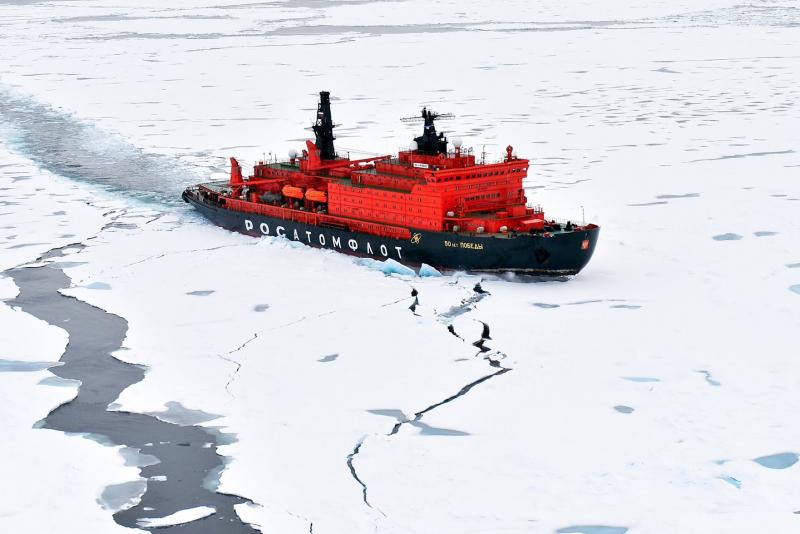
[{"left": 184, "top": 192, "right": 599, "bottom": 275}]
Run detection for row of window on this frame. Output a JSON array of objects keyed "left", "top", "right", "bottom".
[
  {"left": 465, "top": 193, "right": 501, "bottom": 202},
  {"left": 433, "top": 167, "right": 524, "bottom": 183},
  {"left": 331, "top": 191, "right": 437, "bottom": 206}
]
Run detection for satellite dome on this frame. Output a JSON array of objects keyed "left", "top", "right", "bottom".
[
  {"left": 409, "top": 140, "right": 418, "bottom": 151},
  {"left": 452, "top": 136, "right": 463, "bottom": 148},
  {"left": 288, "top": 148, "right": 298, "bottom": 158}
]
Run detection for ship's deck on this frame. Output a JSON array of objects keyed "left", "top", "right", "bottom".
[{"left": 192, "top": 182, "right": 585, "bottom": 238}]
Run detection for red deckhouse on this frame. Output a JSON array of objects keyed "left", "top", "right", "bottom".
[
  {"left": 184, "top": 91, "right": 599, "bottom": 274},
  {"left": 228, "top": 139, "right": 538, "bottom": 238}
]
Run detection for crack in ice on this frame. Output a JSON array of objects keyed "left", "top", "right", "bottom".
[
  {"left": 346, "top": 438, "right": 373, "bottom": 509},
  {"left": 218, "top": 333, "right": 258, "bottom": 397}
]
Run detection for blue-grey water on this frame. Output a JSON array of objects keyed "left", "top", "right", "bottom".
[
  {"left": 5, "top": 252, "right": 257, "bottom": 532},
  {"left": 753, "top": 452, "right": 799, "bottom": 470}
]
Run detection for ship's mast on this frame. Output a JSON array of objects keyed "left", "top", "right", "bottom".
[
  {"left": 312, "top": 91, "right": 337, "bottom": 160},
  {"left": 401, "top": 107, "right": 454, "bottom": 155}
]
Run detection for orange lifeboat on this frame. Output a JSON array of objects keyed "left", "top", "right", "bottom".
[
  {"left": 305, "top": 189, "right": 327, "bottom": 203},
  {"left": 282, "top": 185, "right": 304, "bottom": 199}
]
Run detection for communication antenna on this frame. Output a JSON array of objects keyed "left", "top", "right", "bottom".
[
  {"left": 481, "top": 145, "right": 486, "bottom": 164},
  {"left": 400, "top": 110, "right": 455, "bottom": 123}
]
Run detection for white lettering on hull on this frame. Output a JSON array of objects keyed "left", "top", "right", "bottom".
[{"left": 243, "top": 220, "right": 403, "bottom": 259}]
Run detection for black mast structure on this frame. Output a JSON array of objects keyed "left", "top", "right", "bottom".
[
  {"left": 312, "top": 91, "right": 337, "bottom": 160},
  {"left": 400, "top": 107, "right": 454, "bottom": 155}
]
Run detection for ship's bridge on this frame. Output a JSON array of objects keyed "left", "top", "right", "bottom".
[{"left": 395, "top": 149, "right": 476, "bottom": 171}]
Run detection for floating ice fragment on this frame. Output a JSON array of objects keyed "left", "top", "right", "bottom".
[
  {"left": 119, "top": 447, "right": 160, "bottom": 468},
  {"left": 533, "top": 302, "right": 560, "bottom": 309},
  {"left": 712, "top": 233, "right": 743, "bottom": 241},
  {"left": 98, "top": 480, "right": 146, "bottom": 513},
  {"left": 753, "top": 452, "right": 799, "bottom": 469},
  {"left": 38, "top": 375, "right": 81, "bottom": 387},
  {"left": 419, "top": 263, "right": 442, "bottom": 277},
  {"left": 753, "top": 231, "right": 778, "bottom": 237},
  {"left": 317, "top": 353, "right": 338, "bottom": 362},
  {"left": 613, "top": 405, "right": 634, "bottom": 414},
  {"left": 148, "top": 401, "right": 220, "bottom": 426},
  {"left": 789, "top": 285, "right": 800, "bottom": 295},
  {"left": 136, "top": 506, "right": 216, "bottom": 528},
  {"left": 358, "top": 258, "right": 415, "bottom": 277},
  {"left": 380, "top": 259, "right": 415, "bottom": 276},
  {"left": 0, "top": 359, "right": 62, "bottom": 372},
  {"left": 253, "top": 303, "right": 270, "bottom": 312}
]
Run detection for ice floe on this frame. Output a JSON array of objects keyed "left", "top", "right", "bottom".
[
  {"left": 1, "top": 1, "right": 800, "bottom": 532},
  {"left": 136, "top": 505, "right": 216, "bottom": 528}
]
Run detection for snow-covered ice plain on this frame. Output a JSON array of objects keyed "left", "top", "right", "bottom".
[{"left": 1, "top": 0, "right": 799, "bottom": 532}]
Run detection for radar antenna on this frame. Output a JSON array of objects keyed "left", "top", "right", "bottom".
[{"left": 400, "top": 107, "right": 454, "bottom": 155}]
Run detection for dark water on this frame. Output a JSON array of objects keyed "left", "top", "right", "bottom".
[{"left": 6, "top": 253, "right": 256, "bottom": 532}]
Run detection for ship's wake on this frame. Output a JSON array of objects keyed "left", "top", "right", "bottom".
[{"left": 0, "top": 86, "right": 202, "bottom": 206}]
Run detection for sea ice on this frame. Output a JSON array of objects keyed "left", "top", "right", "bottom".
[
  {"left": 419, "top": 263, "right": 442, "bottom": 277},
  {"left": 1, "top": 1, "right": 799, "bottom": 533},
  {"left": 136, "top": 505, "right": 216, "bottom": 528}
]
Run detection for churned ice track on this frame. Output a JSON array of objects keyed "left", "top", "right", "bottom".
[{"left": 0, "top": 87, "right": 203, "bottom": 204}]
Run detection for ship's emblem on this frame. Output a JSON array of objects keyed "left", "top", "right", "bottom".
[{"left": 410, "top": 233, "right": 422, "bottom": 244}]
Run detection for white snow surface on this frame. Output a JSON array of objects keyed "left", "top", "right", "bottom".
[
  {"left": 1, "top": 1, "right": 799, "bottom": 533},
  {"left": 136, "top": 506, "right": 216, "bottom": 528}
]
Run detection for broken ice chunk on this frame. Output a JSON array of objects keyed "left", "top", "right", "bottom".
[{"left": 419, "top": 263, "right": 442, "bottom": 277}]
